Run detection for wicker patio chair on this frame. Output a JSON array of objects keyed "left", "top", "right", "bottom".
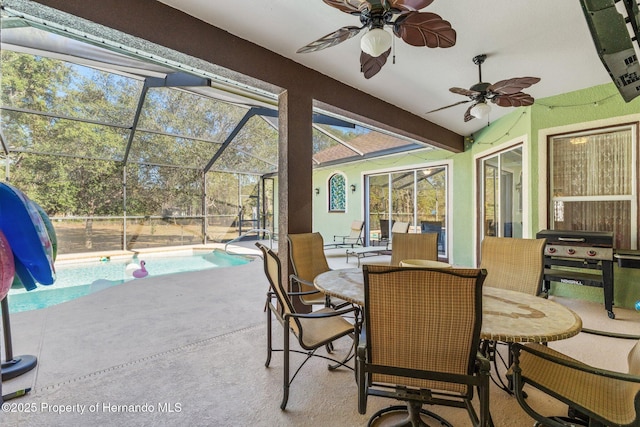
[
  {"left": 256, "top": 243, "right": 359, "bottom": 410},
  {"left": 510, "top": 341, "right": 640, "bottom": 427},
  {"left": 287, "top": 232, "right": 346, "bottom": 308},
  {"left": 358, "top": 265, "right": 491, "bottom": 427},
  {"left": 479, "top": 236, "right": 546, "bottom": 295},
  {"left": 389, "top": 232, "right": 438, "bottom": 266},
  {"left": 479, "top": 236, "right": 547, "bottom": 392}
]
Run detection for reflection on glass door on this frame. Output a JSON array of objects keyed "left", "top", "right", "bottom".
[
  {"left": 368, "top": 174, "right": 390, "bottom": 243},
  {"left": 366, "top": 165, "right": 448, "bottom": 257},
  {"left": 417, "top": 168, "right": 447, "bottom": 253},
  {"left": 480, "top": 146, "right": 523, "bottom": 239},
  {"left": 391, "top": 171, "right": 415, "bottom": 228},
  {"left": 261, "top": 177, "right": 275, "bottom": 236}
]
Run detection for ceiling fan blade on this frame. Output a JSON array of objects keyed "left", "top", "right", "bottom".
[
  {"left": 492, "top": 92, "right": 535, "bottom": 107},
  {"left": 297, "top": 26, "right": 363, "bottom": 53},
  {"left": 425, "top": 99, "right": 471, "bottom": 114},
  {"left": 387, "top": 0, "right": 434, "bottom": 11},
  {"left": 449, "top": 87, "right": 480, "bottom": 97},
  {"left": 322, "top": 0, "right": 372, "bottom": 14},
  {"left": 360, "top": 48, "right": 391, "bottom": 79},
  {"left": 487, "top": 77, "right": 541, "bottom": 95},
  {"left": 463, "top": 105, "right": 475, "bottom": 122},
  {"left": 393, "top": 12, "right": 456, "bottom": 48}
]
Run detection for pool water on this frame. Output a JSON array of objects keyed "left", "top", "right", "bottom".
[{"left": 8, "top": 250, "right": 250, "bottom": 313}]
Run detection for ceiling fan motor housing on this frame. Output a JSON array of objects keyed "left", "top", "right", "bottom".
[
  {"left": 470, "top": 82, "right": 491, "bottom": 97},
  {"left": 360, "top": 7, "right": 393, "bottom": 29}
]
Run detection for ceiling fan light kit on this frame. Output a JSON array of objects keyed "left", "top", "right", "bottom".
[
  {"left": 360, "top": 28, "right": 392, "bottom": 57},
  {"left": 470, "top": 102, "right": 491, "bottom": 119},
  {"left": 297, "top": 0, "right": 456, "bottom": 78}
]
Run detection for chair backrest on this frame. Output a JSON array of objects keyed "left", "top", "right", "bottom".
[
  {"left": 348, "top": 220, "right": 364, "bottom": 239},
  {"left": 391, "top": 221, "right": 410, "bottom": 233},
  {"left": 390, "top": 232, "right": 438, "bottom": 266},
  {"left": 379, "top": 219, "right": 394, "bottom": 240},
  {"left": 256, "top": 243, "right": 300, "bottom": 335},
  {"left": 287, "top": 232, "right": 330, "bottom": 293},
  {"left": 420, "top": 220, "right": 442, "bottom": 235},
  {"left": 362, "top": 265, "right": 486, "bottom": 394},
  {"left": 479, "top": 236, "right": 546, "bottom": 294}
]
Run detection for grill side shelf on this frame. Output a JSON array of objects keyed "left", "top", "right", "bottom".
[{"left": 615, "top": 251, "right": 640, "bottom": 269}]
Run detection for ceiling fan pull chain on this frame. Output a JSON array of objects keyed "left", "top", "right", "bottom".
[{"left": 392, "top": 35, "right": 396, "bottom": 65}]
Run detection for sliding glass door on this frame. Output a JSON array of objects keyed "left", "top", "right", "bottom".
[
  {"left": 479, "top": 146, "right": 523, "bottom": 239},
  {"left": 366, "top": 165, "right": 448, "bottom": 257}
]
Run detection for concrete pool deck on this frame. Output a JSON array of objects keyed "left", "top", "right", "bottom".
[{"left": 2, "top": 240, "right": 640, "bottom": 426}]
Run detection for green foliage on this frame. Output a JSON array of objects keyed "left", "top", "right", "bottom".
[{"left": 1, "top": 50, "right": 272, "bottom": 226}]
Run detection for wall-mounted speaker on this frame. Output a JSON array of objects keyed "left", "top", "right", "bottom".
[{"left": 580, "top": 0, "right": 640, "bottom": 102}]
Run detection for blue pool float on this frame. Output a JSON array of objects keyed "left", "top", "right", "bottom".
[
  {"left": 0, "top": 230, "right": 15, "bottom": 300},
  {"left": 34, "top": 201, "right": 57, "bottom": 261},
  {"left": 0, "top": 183, "right": 55, "bottom": 285},
  {"left": 12, "top": 256, "right": 37, "bottom": 291}
]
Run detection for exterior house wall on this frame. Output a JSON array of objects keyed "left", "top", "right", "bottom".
[{"left": 312, "top": 82, "right": 640, "bottom": 309}]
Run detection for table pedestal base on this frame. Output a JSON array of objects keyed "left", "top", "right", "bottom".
[{"left": 368, "top": 402, "right": 452, "bottom": 427}]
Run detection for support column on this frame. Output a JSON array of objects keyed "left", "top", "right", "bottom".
[{"left": 278, "top": 90, "right": 313, "bottom": 313}]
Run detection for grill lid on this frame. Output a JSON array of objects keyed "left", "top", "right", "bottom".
[{"left": 536, "top": 230, "right": 613, "bottom": 247}]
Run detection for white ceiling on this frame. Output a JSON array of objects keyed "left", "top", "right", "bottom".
[{"left": 157, "top": 0, "right": 612, "bottom": 137}]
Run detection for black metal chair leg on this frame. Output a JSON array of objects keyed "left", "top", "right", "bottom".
[
  {"left": 265, "top": 304, "right": 272, "bottom": 367},
  {"left": 281, "top": 321, "right": 290, "bottom": 410}
]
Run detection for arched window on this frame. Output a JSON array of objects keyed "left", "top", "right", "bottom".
[{"left": 328, "top": 173, "right": 346, "bottom": 212}]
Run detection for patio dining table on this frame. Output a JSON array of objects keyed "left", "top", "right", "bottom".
[{"left": 314, "top": 268, "right": 583, "bottom": 343}]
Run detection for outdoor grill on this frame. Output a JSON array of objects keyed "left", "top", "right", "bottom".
[{"left": 536, "top": 230, "right": 615, "bottom": 319}]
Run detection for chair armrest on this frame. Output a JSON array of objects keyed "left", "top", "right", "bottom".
[
  {"left": 289, "top": 274, "right": 314, "bottom": 289},
  {"left": 266, "top": 289, "right": 321, "bottom": 304},
  {"left": 356, "top": 326, "right": 367, "bottom": 362},
  {"left": 286, "top": 305, "right": 359, "bottom": 320},
  {"left": 475, "top": 351, "right": 491, "bottom": 374},
  {"left": 581, "top": 327, "right": 640, "bottom": 340},
  {"left": 287, "top": 289, "right": 324, "bottom": 297}
]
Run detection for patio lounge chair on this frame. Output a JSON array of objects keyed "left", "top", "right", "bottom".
[
  {"left": 376, "top": 218, "right": 394, "bottom": 246},
  {"left": 325, "top": 220, "right": 364, "bottom": 249},
  {"left": 357, "top": 265, "right": 491, "bottom": 426},
  {"left": 256, "top": 243, "right": 359, "bottom": 410},
  {"left": 510, "top": 340, "right": 640, "bottom": 427},
  {"left": 345, "top": 222, "right": 411, "bottom": 266},
  {"left": 385, "top": 221, "right": 410, "bottom": 248}
]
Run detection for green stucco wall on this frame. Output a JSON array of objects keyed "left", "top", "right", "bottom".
[{"left": 311, "top": 82, "right": 640, "bottom": 310}]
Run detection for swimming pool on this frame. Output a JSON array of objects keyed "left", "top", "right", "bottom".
[{"left": 8, "top": 250, "right": 251, "bottom": 313}]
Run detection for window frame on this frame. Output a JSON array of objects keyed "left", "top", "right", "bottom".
[
  {"left": 477, "top": 144, "right": 524, "bottom": 240},
  {"left": 328, "top": 172, "right": 347, "bottom": 213},
  {"left": 547, "top": 123, "right": 638, "bottom": 249}
]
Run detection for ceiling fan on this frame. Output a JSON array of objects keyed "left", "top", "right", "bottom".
[
  {"left": 426, "top": 54, "right": 541, "bottom": 122},
  {"left": 297, "top": 0, "right": 456, "bottom": 79}
]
